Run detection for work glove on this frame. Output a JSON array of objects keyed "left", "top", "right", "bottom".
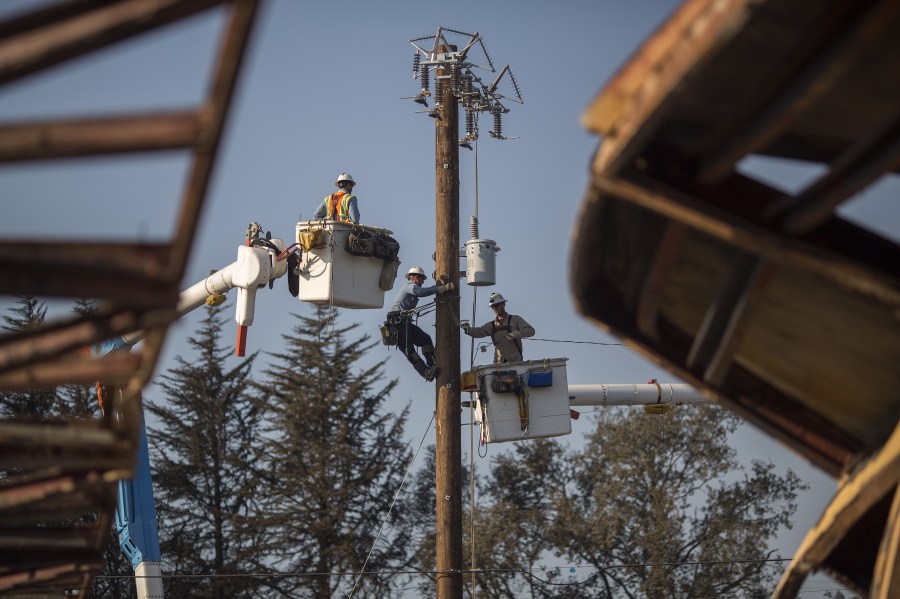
[
  {"left": 436, "top": 282, "right": 455, "bottom": 293},
  {"left": 506, "top": 330, "right": 523, "bottom": 340}
]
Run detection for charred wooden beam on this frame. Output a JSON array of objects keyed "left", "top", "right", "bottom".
[
  {"left": 0, "top": 241, "right": 176, "bottom": 302},
  {"left": 686, "top": 254, "right": 777, "bottom": 386},
  {"left": 0, "top": 351, "right": 143, "bottom": 392},
  {"left": 697, "top": 0, "right": 900, "bottom": 184},
  {"left": 0, "top": 111, "right": 204, "bottom": 162},
  {"left": 593, "top": 174, "right": 900, "bottom": 307},
  {"left": 636, "top": 222, "right": 687, "bottom": 340},
  {"left": 0, "top": 0, "right": 224, "bottom": 86},
  {"left": 171, "top": 0, "right": 259, "bottom": 275},
  {"left": 766, "top": 111, "right": 900, "bottom": 234},
  {"left": 584, "top": 0, "right": 756, "bottom": 175},
  {"left": 774, "top": 419, "right": 900, "bottom": 598}
]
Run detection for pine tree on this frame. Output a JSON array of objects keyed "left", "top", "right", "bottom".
[
  {"left": 59, "top": 297, "right": 103, "bottom": 418},
  {"left": 90, "top": 531, "right": 136, "bottom": 599},
  {"left": 145, "top": 303, "right": 267, "bottom": 598},
  {"left": 1, "top": 294, "right": 47, "bottom": 333},
  {"left": 0, "top": 295, "right": 60, "bottom": 417},
  {"left": 255, "top": 305, "right": 414, "bottom": 599}
]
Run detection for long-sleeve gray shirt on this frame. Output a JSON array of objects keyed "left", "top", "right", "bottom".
[
  {"left": 389, "top": 280, "right": 439, "bottom": 312},
  {"left": 465, "top": 313, "right": 535, "bottom": 363}
]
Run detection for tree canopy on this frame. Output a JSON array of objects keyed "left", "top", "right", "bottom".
[{"left": 409, "top": 406, "right": 806, "bottom": 599}]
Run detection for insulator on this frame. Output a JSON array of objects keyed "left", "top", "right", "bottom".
[
  {"left": 492, "top": 111, "right": 502, "bottom": 138},
  {"left": 470, "top": 216, "right": 479, "bottom": 240},
  {"left": 450, "top": 63, "right": 460, "bottom": 94},
  {"left": 465, "top": 108, "right": 475, "bottom": 136},
  {"left": 434, "top": 78, "right": 444, "bottom": 106},
  {"left": 421, "top": 65, "right": 430, "bottom": 94},
  {"left": 412, "top": 53, "right": 420, "bottom": 77}
]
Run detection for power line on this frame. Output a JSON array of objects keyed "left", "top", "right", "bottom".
[
  {"left": 529, "top": 337, "right": 626, "bottom": 346},
  {"left": 95, "top": 557, "right": 794, "bottom": 580},
  {"left": 95, "top": 561, "right": 859, "bottom": 599}
]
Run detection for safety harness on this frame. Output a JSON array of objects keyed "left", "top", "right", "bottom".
[
  {"left": 491, "top": 315, "right": 523, "bottom": 357},
  {"left": 381, "top": 302, "right": 435, "bottom": 351},
  {"left": 326, "top": 191, "right": 354, "bottom": 222}
]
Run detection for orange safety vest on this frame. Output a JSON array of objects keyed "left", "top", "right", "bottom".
[{"left": 325, "top": 191, "right": 354, "bottom": 222}]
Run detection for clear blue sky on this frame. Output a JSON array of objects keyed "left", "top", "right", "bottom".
[{"left": 2, "top": 1, "right": 893, "bottom": 595}]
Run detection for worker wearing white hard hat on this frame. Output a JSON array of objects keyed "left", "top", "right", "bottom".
[
  {"left": 384, "top": 266, "right": 454, "bottom": 381},
  {"left": 462, "top": 292, "right": 535, "bottom": 364},
  {"left": 313, "top": 172, "right": 360, "bottom": 223}
]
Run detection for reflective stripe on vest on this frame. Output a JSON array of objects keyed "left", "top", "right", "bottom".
[{"left": 327, "top": 191, "right": 354, "bottom": 221}]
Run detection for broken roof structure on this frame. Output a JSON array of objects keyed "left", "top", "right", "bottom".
[
  {"left": 0, "top": 1, "right": 260, "bottom": 596},
  {"left": 571, "top": 0, "right": 900, "bottom": 595}
]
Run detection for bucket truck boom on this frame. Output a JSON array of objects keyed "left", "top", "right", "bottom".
[
  {"left": 466, "top": 359, "right": 712, "bottom": 444},
  {"left": 93, "top": 224, "right": 288, "bottom": 599}
]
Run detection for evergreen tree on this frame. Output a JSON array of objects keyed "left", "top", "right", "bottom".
[
  {"left": 1, "top": 294, "right": 47, "bottom": 333},
  {"left": 145, "top": 303, "right": 267, "bottom": 598},
  {"left": 0, "top": 295, "right": 60, "bottom": 417},
  {"left": 91, "top": 530, "right": 136, "bottom": 599},
  {"left": 255, "top": 305, "right": 414, "bottom": 599},
  {"left": 59, "top": 297, "right": 102, "bottom": 418}
]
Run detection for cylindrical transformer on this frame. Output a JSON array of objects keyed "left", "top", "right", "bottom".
[{"left": 465, "top": 238, "right": 499, "bottom": 286}]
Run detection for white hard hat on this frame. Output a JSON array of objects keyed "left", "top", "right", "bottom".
[
  {"left": 335, "top": 172, "right": 355, "bottom": 186},
  {"left": 489, "top": 292, "right": 507, "bottom": 306},
  {"left": 406, "top": 266, "right": 427, "bottom": 280}
]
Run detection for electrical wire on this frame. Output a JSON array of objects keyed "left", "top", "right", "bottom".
[
  {"left": 99, "top": 557, "right": 861, "bottom": 599},
  {"left": 471, "top": 338, "right": 626, "bottom": 358},
  {"left": 529, "top": 337, "right": 626, "bottom": 346},
  {"left": 97, "top": 556, "right": 802, "bottom": 581},
  {"left": 346, "top": 412, "right": 435, "bottom": 598},
  {"left": 523, "top": 557, "right": 793, "bottom": 587},
  {"left": 469, "top": 134, "right": 480, "bottom": 599}
]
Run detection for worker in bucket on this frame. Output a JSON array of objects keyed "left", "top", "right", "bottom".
[
  {"left": 461, "top": 292, "right": 535, "bottom": 364},
  {"left": 386, "top": 266, "right": 454, "bottom": 381},
  {"left": 314, "top": 172, "right": 360, "bottom": 223}
]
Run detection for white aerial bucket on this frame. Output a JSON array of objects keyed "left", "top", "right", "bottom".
[
  {"left": 465, "top": 238, "right": 499, "bottom": 286},
  {"left": 470, "top": 358, "right": 571, "bottom": 443},
  {"left": 294, "top": 221, "right": 400, "bottom": 309}
]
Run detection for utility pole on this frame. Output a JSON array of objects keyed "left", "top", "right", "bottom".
[
  {"left": 433, "top": 43, "right": 463, "bottom": 599},
  {"left": 406, "top": 28, "right": 523, "bottom": 599}
]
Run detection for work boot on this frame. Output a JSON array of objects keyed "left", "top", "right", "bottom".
[
  {"left": 412, "top": 357, "right": 429, "bottom": 379},
  {"left": 422, "top": 345, "right": 436, "bottom": 368},
  {"left": 425, "top": 364, "right": 438, "bottom": 382}
]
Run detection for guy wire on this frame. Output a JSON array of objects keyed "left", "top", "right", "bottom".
[{"left": 347, "top": 413, "right": 435, "bottom": 598}]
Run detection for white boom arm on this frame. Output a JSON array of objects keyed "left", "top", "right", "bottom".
[
  {"left": 121, "top": 238, "right": 288, "bottom": 355},
  {"left": 567, "top": 383, "right": 709, "bottom": 407}
]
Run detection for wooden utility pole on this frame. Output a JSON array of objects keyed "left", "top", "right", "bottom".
[
  {"left": 434, "top": 44, "right": 463, "bottom": 599},
  {"left": 407, "top": 29, "right": 521, "bottom": 598}
]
